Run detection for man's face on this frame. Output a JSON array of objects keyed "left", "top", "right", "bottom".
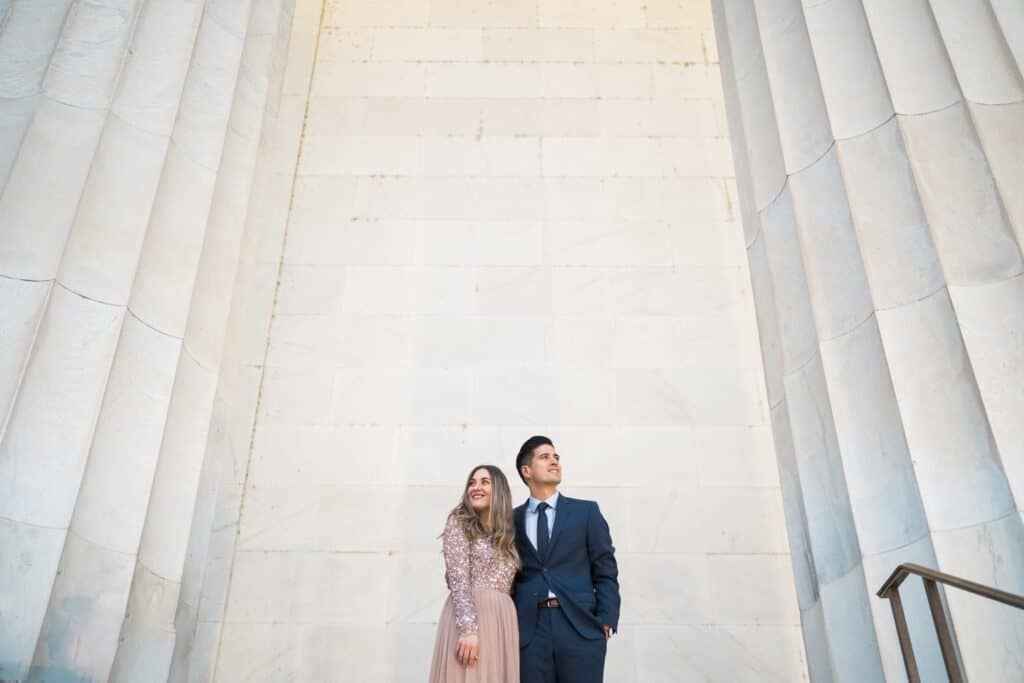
[{"left": 522, "top": 443, "right": 561, "bottom": 487}]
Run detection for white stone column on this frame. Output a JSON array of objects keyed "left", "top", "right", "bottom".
[
  {"left": 713, "top": 0, "right": 1024, "bottom": 680},
  {"left": 167, "top": 4, "right": 296, "bottom": 680},
  {"left": 0, "top": 3, "right": 147, "bottom": 678},
  {"left": 108, "top": 1, "right": 292, "bottom": 679},
  {"left": 714, "top": 3, "right": 883, "bottom": 680},
  {"left": 17, "top": 1, "right": 220, "bottom": 679},
  {"left": 0, "top": 1, "right": 74, "bottom": 440},
  {"left": 0, "top": 0, "right": 297, "bottom": 680},
  {"left": 0, "top": 0, "right": 142, "bottom": 405},
  {"left": 173, "top": 5, "right": 319, "bottom": 680},
  {"left": 0, "top": 0, "right": 73, "bottom": 187}
]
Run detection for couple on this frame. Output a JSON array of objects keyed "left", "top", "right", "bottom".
[{"left": 428, "top": 435, "right": 621, "bottom": 683}]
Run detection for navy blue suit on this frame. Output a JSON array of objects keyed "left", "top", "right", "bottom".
[{"left": 513, "top": 495, "right": 620, "bottom": 683}]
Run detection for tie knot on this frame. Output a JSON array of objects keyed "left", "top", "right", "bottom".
[{"left": 536, "top": 502, "right": 550, "bottom": 514}]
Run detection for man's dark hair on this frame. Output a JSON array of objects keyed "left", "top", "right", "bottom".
[{"left": 515, "top": 435, "right": 554, "bottom": 485}]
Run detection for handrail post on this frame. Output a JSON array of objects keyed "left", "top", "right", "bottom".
[
  {"left": 887, "top": 588, "right": 921, "bottom": 683},
  {"left": 879, "top": 564, "right": 1024, "bottom": 682},
  {"left": 923, "top": 578, "right": 964, "bottom": 683}
]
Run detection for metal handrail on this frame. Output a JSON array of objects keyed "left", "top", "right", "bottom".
[{"left": 877, "top": 563, "right": 1024, "bottom": 683}]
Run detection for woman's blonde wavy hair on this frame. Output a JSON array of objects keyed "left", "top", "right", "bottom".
[{"left": 448, "top": 464, "right": 521, "bottom": 570}]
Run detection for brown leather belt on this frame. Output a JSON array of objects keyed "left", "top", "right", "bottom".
[{"left": 538, "top": 598, "right": 560, "bottom": 608}]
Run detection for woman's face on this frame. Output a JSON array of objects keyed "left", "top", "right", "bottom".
[{"left": 467, "top": 468, "right": 494, "bottom": 515}]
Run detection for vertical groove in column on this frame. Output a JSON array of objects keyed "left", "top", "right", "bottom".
[
  {"left": 168, "top": 4, "right": 294, "bottom": 680},
  {"left": 867, "top": 0, "right": 1024, "bottom": 554},
  {"left": 0, "top": 286, "right": 123, "bottom": 683},
  {"left": 796, "top": 5, "right": 956, "bottom": 678},
  {"left": 861, "top": 0, "right": 960, "bottom": 115},
  {"left": 109, "top": 2, "right": 291, "bottom": 680},
  {"left": 788, "top": 149, "right": 944, "bottom": 682},
  {"left": 744, "top": 0, "right": 892, "bottom": 678},
  {"left": 714, "top": 4, "right": 820, "bottom": 679},
  {"left": 751, "top": 0, "right": 831, "bottom": 174},
  {"left": 0, "top": 0, "right": 143, "bottom": 280},
  {"left": 947, "top": 5, "right": 1024, "bottom": 499},
  {"left": 21, "top": 3, "right": 208, "bottom": 681},
  {"left": 832, "top": 115, "right": 954, "bottom": 683},
  {"left": 801, "top": 0, "right": 892, "bottom": 140},
  {"left": 764, "top": 189, "right": 881, "bottom": 682},
  {"left": 0, "top": 0, "right": 147, "bottom": 544},
  {"left": 0, "top": 3, "right": 152, "bottom": 680},
  {"left": 0, "top": 0, "right": 78, "bottom": 463},
  {"left": 715, "top": 0, "right": 1024, "bottom": 680},
  {"left": 99, "top": 0, "right": 258, "bottom": 673},
  {"left": 989, "top": 0, "right": 1024, "bottom": 74},
  {"left": 862, "top": 25, "right": 1024, "bottom": 680},
  {"left": 714, "top": 0, "right": 1024, "bottom": 680},
  {"left": 716, "top": 0, "right": 784, "bottom": 212},
  {"left": 0, "top": 278, "right": 50, "bottom": 438},
  {"left": 928, "top": 0, "right": 1024, "bottom": 106},
  {"left": 202, "top": 2, "right": 323, "bottom": 678},
  {"left": 769, "top": 397, "right": 835, "bottom": 682},
  {"left": 127, "top": 5, "right": 254, "bottom": 339},
  {"left": 713, "top": 1, "right": 885, "bottom": 679},
  {"left": 967, "top": 99, "right": 1024, "bottom": 246},
  {"left": 2, "top": 0, "right": 258, "bottom": 679},
  {"left": 898, "top": 104, "right": 1021, "bottom": 285},
  {"left": 0, "top": 0, "right": 74, "bottom": 187},
  {"left": 865, "top": 0, "right": 1024, "bottom": 675}
]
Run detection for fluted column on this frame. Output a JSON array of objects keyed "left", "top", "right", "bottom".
[
  {"left": 0, "top": 1, "right": 297, "bottom": 681},
  {"left": 713, "top": 0, "right": 1024, "bottom": 680},
  {"left": 0, "top": 2, "right": 73, "bottom": 426},
  {"left": 714, "top": 13, "right": 834, "bottom": 681},
  {"left": 0, "top": 2, "right": 149, "bottom": 677},
  {"left": 108, "top": 1, "right": 291, "bottom": 679},
  {"left": 919, "top": 0, "right": 1024, "bottom": 540},
  {"left": 18, "top": 1, "right": 227, "bottom": 679},
  {"left": 167, "top": 3, "right": 294, "bottom": 680},
  {"left": 173, "top": 5, "right": 319, "bottom": 679},
  {"left": 0, "top": 0, "right": 72, "bottom": 188},
  {"left": 862, "top": 3, "right": 1024, "bottom": 677}
]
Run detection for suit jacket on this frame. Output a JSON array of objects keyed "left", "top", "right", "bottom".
[{"left": 513, "top": 495, "right": 621, "bottom": 647}]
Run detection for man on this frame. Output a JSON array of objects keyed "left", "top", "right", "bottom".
[{"left": 512, "top": 435, "right": 621, "bottom": 683}]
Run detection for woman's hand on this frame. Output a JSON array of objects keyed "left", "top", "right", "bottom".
[{"left": 456, "top": 634, "right": 480, "bottom": 667}]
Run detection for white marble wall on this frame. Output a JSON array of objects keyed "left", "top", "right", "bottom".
[
  {"left": 211, "top": 1, "right": 807, "bottom": 681},
  {"left": 10, "top": 1, "right": 1018, "bottom": 681},
  {"left": 712, "top": 0, "right": 1024, "bottom": 680}
]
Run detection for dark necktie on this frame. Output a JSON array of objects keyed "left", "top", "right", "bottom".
[{"left": 536, "top": 502, "right": 550, "bottom": 562}]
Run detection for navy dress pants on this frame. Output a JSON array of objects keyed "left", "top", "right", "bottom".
[{"left": 520, "top": 607, "right": 607, "bottom": 683}]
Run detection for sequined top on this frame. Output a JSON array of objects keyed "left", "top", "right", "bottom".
[{"left": 442, "top": 514, "right": 517, "bottom": 636}]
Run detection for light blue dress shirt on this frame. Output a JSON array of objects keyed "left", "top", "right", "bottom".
[{"left": 526, "top": 491, "right": 559, "bottom": 599}]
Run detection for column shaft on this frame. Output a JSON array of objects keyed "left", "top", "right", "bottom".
[{"left": 713, "top": 0, "right": 1024, "bottom": 679}]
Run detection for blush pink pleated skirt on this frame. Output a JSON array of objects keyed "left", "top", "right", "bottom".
[{"left": 428, "top": 588, "right": 519, "bottom": 683}]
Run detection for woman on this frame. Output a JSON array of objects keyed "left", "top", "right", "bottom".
[{"left": 428, "top": 465, "right": 520, "bottom": 682}]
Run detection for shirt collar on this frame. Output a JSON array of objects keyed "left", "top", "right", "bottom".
[{"left": 528, "top": 491, "right": 560, "bottom": 513}]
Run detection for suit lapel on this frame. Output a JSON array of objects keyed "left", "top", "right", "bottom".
[
  {"left": 515, "top": 502, "right": 539, "bottom": 562},
  {"left": 548, "top": 495, "right": 571, "bottom": 554}
]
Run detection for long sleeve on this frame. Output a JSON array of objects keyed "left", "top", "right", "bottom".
[
  {"left": 586, "top": 502, "right": 621, "bottom": 631},
  {"left": 442, "top": 515, "right": 478, "bottom": 636}
]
